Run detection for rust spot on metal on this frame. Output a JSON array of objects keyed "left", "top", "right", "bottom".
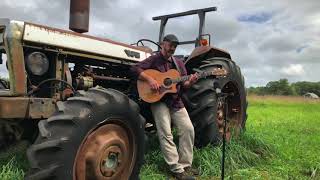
[
  {"left": 0, "top": 97, "right": 56, "bottom": 119},
  {"left": 73, "top": 121, "right": 136, "bottom": 180},
  {"left": 11, "top": 45, "right": 25, "bottom": 94},
  {"left": 186, "top": 46, "right": 232, "bottom": 63},
  {"left": 188, "top": 46, "right": 212, "bottom": 61},
  {"left": 6, "top": 22, "right": 27, "bottom": 96},
  {"left": 62, "top": 88, "right": 74, "bottom": 100},
  {"left": 92, "top": 74, "right": 130, "bottom": 82}
]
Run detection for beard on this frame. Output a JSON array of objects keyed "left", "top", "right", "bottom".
[
  {"left": 167, "top": 49, "right": 175, "bottom": 56},
  {"left": 161, "top": 46, "right": 176, "bottom": 58}
]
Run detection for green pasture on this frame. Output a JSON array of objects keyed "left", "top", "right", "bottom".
[{"left": 1, "top": 96, "right": 319, "bottom": 179}]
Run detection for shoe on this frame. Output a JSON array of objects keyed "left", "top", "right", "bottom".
[
  {"left": 172, "top": 171, "right": 196, "bottom": 180},
  {"left": 184, "top": 166, "right": 200, "bottom": 176}
]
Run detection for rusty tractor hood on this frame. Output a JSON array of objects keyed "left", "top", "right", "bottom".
[{"left": 0, "top": 18, "right": 151, "bottom": 63}]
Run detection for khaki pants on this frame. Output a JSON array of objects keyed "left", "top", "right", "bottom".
[{"left": 151, "top": 102, "right": 195, "bottom": 173}]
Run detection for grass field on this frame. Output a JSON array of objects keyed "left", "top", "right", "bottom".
[{"left": 1, "top": 95, "right": 319, "bottom": 179}]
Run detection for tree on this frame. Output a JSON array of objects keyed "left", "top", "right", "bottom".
[
  {"left": 292, "top": 81, "right": 320, "bottom": 96},
  {"left": 265, "top": 79, "right": 294, "bottom": 95}
]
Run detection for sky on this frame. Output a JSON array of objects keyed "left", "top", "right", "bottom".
[{"left": 0, "top": 0, "right": 319, "bottom": 87}]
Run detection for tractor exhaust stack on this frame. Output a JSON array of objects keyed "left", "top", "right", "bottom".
[{"left": 69, "top": 0, "right": 90, "bottom": 33}]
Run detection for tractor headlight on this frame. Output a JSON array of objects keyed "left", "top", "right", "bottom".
[{"left": 26, "top": 52, "right": 49, "bottom": 76}]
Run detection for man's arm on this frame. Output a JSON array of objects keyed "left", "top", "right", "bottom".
[
  {"left": 130, "top": 57, "right": 152, "bottom": 78},
  {"left": 174, "top": 58, "right": 198, "bottom": 89},
  {"left": 130, "top": 56, "right": 160, "bottom": 90}
]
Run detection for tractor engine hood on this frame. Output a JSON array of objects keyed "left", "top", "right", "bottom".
[
  {"left": 0, "top": 19, "right": 151, "bottom": 63},
  {"left": 23, "top": 22, "right": 151, "bottom": 62}
]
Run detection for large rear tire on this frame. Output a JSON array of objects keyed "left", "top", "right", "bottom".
[
  {"left": 26, "top": 87, "right": 145, "bottom": 180},
  {"left": 184, "top": 57, "right": 247, "bottom": 147}
]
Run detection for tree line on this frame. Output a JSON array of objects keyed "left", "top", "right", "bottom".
[{"left": 247, "top": 79, "right": 320, "bottom": 96}]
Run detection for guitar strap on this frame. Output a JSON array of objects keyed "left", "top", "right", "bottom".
[{"left": 171, "top": 56, "right": 183, "bottom": 75}]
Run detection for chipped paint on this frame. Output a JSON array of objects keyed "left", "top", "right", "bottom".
[
  {"left": 0, "top": 19, "right": 27, "bottom": 96},
  {"left": 0, "top": 97, "right": 56, "bottom": 119},
  {"left": 23, "top": 23, "right": 151, "bottom": 62}
]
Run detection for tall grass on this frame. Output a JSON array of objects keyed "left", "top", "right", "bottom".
[
  {"left": 140, "top": 129, "right": 276, "bottom": 180},
  {"left": 0, "top": 141, "right": 28, "bottom": 180},
  {"left": 246, "top": 96, "right": 320, "bottom": 179},
  {"left": 140, "top": 96, "right": 320, "bottom": 179},
  {"left": 0, "top": 157, "right": 24, "bottom": 180},
  {"left": 0, "top": 96, "right": 319, "bottom": 179}
]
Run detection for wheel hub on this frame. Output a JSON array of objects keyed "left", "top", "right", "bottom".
[
  {"left": 100, "top": 146, "right": 122, "bottom": 177},
  {"left": 73, "top": 122, "right": 136, "bottom": 180}
]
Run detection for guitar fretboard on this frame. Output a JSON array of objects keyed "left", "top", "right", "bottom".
[{"left": 172, "top": 70, "right": 220, "bottom": 84}]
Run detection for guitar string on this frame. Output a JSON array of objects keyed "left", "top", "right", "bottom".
[{"left": 171, "top": 71, "right": 216, "bottom": 83}]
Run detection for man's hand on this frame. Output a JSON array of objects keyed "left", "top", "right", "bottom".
[
  {"left": 138, "top": 71, "right": 160, "bottom": 91},
  {"left": 183, "top": 73, "right": 198, "bottom": 88},
  {"left": 147, "top": 78, "right": 160, "bottom": 91},
  {"left": 189, "top": 73, "right": 198, "bottom": 84}
]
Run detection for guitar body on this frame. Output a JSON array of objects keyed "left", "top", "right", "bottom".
[
  {"left": 137, "top": 68, "right": 226, "bottom": 103},
  {"left": 137, "top": 69, "right": 180, "bottom": 103}
]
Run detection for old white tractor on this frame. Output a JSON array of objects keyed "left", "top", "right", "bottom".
[{"left": 0, "top": 0, "right": 246, "bottom": 179}]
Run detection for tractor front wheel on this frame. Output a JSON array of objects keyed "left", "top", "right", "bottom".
[{"left": 26, "top": 87, "right": 145, "bottom": 180}]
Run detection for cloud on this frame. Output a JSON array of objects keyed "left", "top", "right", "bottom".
[
  {"left": 0, "top": 0, "right": 319, "bottom": 86},
  {"left": 258, "top": 33, "right": 301, "bottom": 52},
  {"left": 281, "top": 64, "right": 305, "bottom": 76}
]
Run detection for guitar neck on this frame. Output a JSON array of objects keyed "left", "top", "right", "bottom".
[{"left": 172, "top": 71, "right": 215, "bottom": 84}]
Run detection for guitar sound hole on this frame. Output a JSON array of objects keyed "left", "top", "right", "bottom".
[{"left": 163, "top": 78, "right": 172, "bottom": 87}]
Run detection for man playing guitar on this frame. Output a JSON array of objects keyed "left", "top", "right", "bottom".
[{"left": 131, "top": 34, "right": 199, "bottom": 180}]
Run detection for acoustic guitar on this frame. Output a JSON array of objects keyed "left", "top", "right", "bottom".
[{"left": 137, "top": 68, "right": 227, "bottom": 103}]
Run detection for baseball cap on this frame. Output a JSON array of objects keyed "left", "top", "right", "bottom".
[{"left": 163, "top": 34, "right": 179, "bottom": 45}]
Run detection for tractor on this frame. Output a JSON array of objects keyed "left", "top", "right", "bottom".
[{"left": 0, "top": 0, "right": 247, "bottom": 179}]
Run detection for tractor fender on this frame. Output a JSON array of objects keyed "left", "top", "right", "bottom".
[{"left": 185, "top": 46, "right": 232, "bottom": 68}]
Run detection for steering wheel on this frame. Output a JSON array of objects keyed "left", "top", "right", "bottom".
[{"left": 136, "top": 39, "right": 162, "bottom": 51}]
